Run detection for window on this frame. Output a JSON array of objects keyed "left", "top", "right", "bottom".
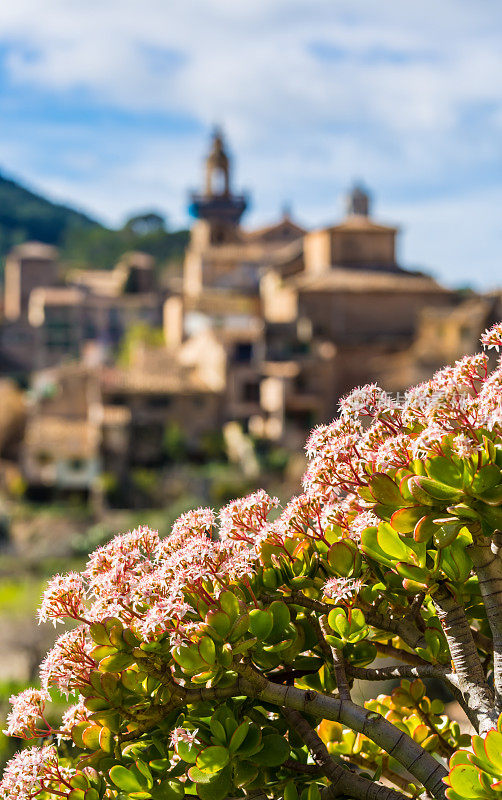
[
  {"left": 84, "top": 322, "right": 97, "bottom": 340},
  {"left": 46, "top": 319, "right": 74, "bottom": 349},
  {"left": 68, "top": 458, "right": 86, "bottom": 471},
  {"left": 233, "top": 342, "right": 253, "bottom": 363},
  {"left": 148, "top": 395, "right": 172, "bottom": 409},
  {"left": 242, "top": 380, "right": 260, "bottom": 403},
  {"left": 213, "top": 228, "right": 225, "bottom": 245},
  {"left": 294, "top": 373, "right": 308, "bottom": 393},
  {"left": 210, "top": 167, "right": 227, "bottom": 195}
]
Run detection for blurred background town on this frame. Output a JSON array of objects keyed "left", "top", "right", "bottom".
[{"left": 0, "top": 0, "right": 499, "bottom": 767}]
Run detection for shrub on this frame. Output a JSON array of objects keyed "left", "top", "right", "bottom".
[{"left": 2, "top": 323, "right": 502, "bottom": 800}]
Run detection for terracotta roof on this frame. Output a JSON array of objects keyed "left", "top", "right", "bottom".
[
  {"left": 201, "top": 237, "right": 303, "bottom": 262},
  {"left": 30, "top": 286, "right": 85, "bottom": 306},
  {"left": 292, "top": 267, "right": 448, "bottom": 294},
  {"left": 263, "top": 240, "right": 304, "bottom": 273},
  {"left": 244, "top": 217, "right": 306, "bottom": 241},
  {"left": 9, "top": 242, "right": 59, "bottom": 259},
  {"left": 262, "top": 361, "right": 300, "bottom": 378},
  {"left": 117, "top": 251, "right": 155, "bottom": 270},
  {"left": 24, "top": 416, "right": 100, "bottom": 458},
  {"left": 100, "top": 367, "right": 218, "bottom": 395},
  {"left": 184, "top": 291, "right": 261, "bottom": 316},
  {"left": 84, "top": 292, "right": 161, "bottom": 308},
  {"left": 329, "top": 214, "right": 398, "bottom": 233},
  {"left": 68, "top": 268, "right": 125, "bottom": 297}
]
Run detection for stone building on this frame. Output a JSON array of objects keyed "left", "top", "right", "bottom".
[
  {"left": 1, "top": 248, "right": 165, "bottom": 374},
  {"left": 170, "top": 131, "right": 463, "bottom": 439}
]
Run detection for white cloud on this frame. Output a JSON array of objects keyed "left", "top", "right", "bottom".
[{"left": 0, "top": 0, "right": 498, "bottom": 286}]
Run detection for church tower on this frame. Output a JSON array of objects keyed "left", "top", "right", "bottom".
[
  {"left": 345, "top": 184, "right": 371, "bottom": 217},
  {"left": 189, "top": 129, "right": 248, "bottom": 246}
]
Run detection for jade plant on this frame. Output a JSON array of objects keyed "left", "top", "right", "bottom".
[{"left": 3, "top": 322, "right": 502, "bottom": 800}]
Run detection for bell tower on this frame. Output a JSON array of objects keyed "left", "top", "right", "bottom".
[
  {"left": 345, "top": 184, "right": 371, "bottom": 217},
  {"left": 189, "top": 129, "right": 248, "bottom": 245},
  {"left": 205, "top": 130, "right": 230, "bottom": 196}
]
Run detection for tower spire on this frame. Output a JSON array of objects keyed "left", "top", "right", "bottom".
[
  {"left": 346, "top": 183, "right": 371, "bottom": 217},
  {"left": 205, "top": 128, "right": 231, "bottom": 197},
  {"left": 188, "top": 129, "right": 248, "bottom": 242}
]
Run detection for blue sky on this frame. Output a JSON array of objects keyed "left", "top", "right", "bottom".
[{"left": 0, "top": 1, "right": 500, "bottom": 288}]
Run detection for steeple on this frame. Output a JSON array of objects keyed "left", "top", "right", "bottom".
[
  {"left": 188, "top": 129, "right": 248, "bottom": 242},
  {"left": 205, "top": 128, "right": 230, "bottom": 196},
  {"left": 346, "top": 183, "right": 371, "bottom": 217}
]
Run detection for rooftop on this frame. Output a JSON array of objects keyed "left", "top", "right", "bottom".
[
  {"left": 329, "top": 214, "right": 398, "bottom": 234},
  {"left": 9, "top": 241, "right": 59, "bottom": 260},
  {"left": 24, "top": 416, "right": 100, "bottom": 458},
  {"left": 292, "top": 267, "right": 449, "bottom": 294},
  {"left": 100, "top": 366, "right": 221, "bottom": 395}
]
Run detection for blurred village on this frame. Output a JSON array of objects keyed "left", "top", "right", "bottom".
[{"left": 0, "top": 130, "right": 499, "bottom": 703}]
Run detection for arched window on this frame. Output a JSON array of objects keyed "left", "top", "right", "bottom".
[{"left": 210, "top": 167, "right": 227, "bottom": 196}]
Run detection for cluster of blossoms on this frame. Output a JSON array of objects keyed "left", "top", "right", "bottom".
[
  {"left": 169, "top": 727, "right": 199, "bottom": 748},
  {"left": 0, "top": 746, "right": 74, "bottom": 800},
  {"left": 323, "top": 576, "right": 365, "bottom": 604},
  {"left": 37, "top": 571, "right": 87, "bottom": 626},
  {"left": 53, "top": 521, "right": 253, "bottom": 641},
  {"left": 39, "top": 626, "right": 95, "bottom": 698},
  {"left": 303, "top": 322, "right": 502, "bottom": 512},
  {"left": 4, "top": 689, "right": 49, "bottom": 739},
  {"left": 219, "top": 489, "right": 280, "bottom": 544}
]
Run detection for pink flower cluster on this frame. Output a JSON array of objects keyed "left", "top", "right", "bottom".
[
  {"left": 302, "top": 332, "right": 502, "bottom": 522},
  {"left": 37, "top": 571, "right": 87, "bottom": 626},
  {"left": 39, "top": 626, "right": 95, "bottom": 698},
  {"left": 59, "top": 697, "right": 90, "bottom": 741},
  {"left": 324, "top": 576, "right": 365, "bottom": 605},
  {"left": 219, "top": 490, "right": 279, "bottom": 544},
  {"left": 480, "top": 321, "right": 502, "bottom": 351},
  {"left": 0, "top": 745, "right": 73, "bottom": 800},
  {"left": 4, "top": 689, "right": 49, "bottom": 739},
  {"left": 169, "top": 726, "right": 199, "bottom": 748}
]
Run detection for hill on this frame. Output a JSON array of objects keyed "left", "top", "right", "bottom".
[
  {"left": 62, "top": 219, "right": 189, "bottom": 272},
  {"left": 0, "top": 173, "right": 99, "bottom": 256},
  {"left": 0, "top": 172, "right": 189, "bottom": 270}
]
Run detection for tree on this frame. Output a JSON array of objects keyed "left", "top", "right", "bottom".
[
  {"left": 124, "top": 213, "right": 167, "bottom": 236},
  {"left": 3, "top": 323, "right": 502, "bottom": 800}
]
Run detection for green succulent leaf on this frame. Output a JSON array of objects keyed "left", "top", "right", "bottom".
[
  {"left": 109, "top": 765, "right": 145, "bottom": 793},
  {"left": 196, "top": 765, "right": 232, "bottom": 800},
  {"left": 368, "top": 473, "right": 404, "bottom": 506},
  {"left": 484, "top": 729, "right": 502, "bottom": 772},
  {"left": 447, "top": 764, "right": 485, "bottom": 798},
  {"left": 196, "top": 745, "right": 230, "bottom": 774},
  {"left": 250, "top": 734, "right": 290, "bottom": 766},
  {"left": 249, "top": 608, "right": 274, "bottom": 639}
]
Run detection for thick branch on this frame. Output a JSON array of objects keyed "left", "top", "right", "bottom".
[
  {"left": 346, "top": 662, "right": 456, "bottom": 686},
  {"left": 433, "top": 584, "right": 496, "bottom": 732},
  {"left": 374, "top": 643, "right": 427, "bottom": 666},
  {"left": 469, "top": 535, "right": 502, "bottom": 708},
  {"left": 361, "top": 605, "right": 427, "bottom": 651},
  {"left": 236, "top": 662, "right": 447, "bottom": 800},
  {"left": 282, "top": 707, "right": 409, "bottom": 800},
  {"left": 318, "top": 615, "right": 351, "bottom": 701}
]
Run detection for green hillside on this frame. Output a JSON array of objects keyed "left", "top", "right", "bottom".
[
  {"left": 62, "top": 220, "right": 189, "bottom": 271},
  {"left": 0, "top": 173, "right": 99, "bottom": 255},
  {"left": 0, "top": 172, "right": 189, "bottom": 270}
]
